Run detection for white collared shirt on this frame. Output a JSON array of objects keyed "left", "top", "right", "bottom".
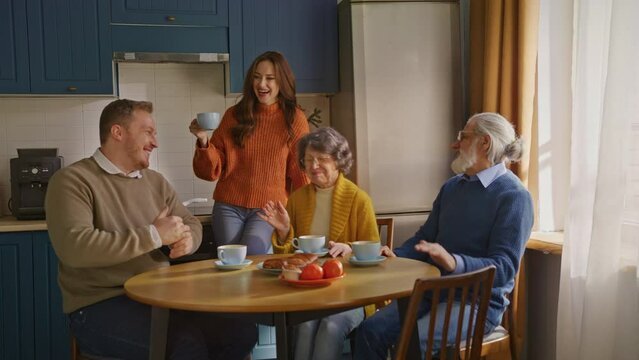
[
  {"left": 458, "top": 162, "right": 507, "bottom": 188},
  {"left": 92, "top": 148, "right": 142, "bottom": 179},
  {"left": 92, "top": 148, "right": 162, "bottom": 248}
]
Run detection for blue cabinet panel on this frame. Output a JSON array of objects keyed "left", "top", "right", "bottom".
[
  {"left": 26, "top": 0, "right": 113, "bottom": 94},
  {"left": 0, "top": 233, "right": 34, "bottom": 360},
  {"left": 0, "top": 0, "right": 30, "bottom": 92},
  {"left": 32, "top": 232, "right": 70, "bottom": 360},
  {"left": 229, "top": 0, "right": 338, "bottom": 93},
  {"left": 112, "top": 0, "right": 228, "bottom": 26}
]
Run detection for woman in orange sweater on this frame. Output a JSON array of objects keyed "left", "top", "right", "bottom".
[{"left": 189, "top": 51, "right": 309, "bottom": 254}]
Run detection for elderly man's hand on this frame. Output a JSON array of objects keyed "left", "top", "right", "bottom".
[{"left": 414, "top": 240, "right": 456, "bottom": 272}]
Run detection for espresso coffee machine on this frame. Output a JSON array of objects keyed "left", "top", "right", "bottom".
[{"left": 10, "top": 148, "right": 63, "bottom": 220}]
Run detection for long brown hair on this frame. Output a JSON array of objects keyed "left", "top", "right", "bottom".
[{"left": 232, "top": 51, "right": 298, "bottom": 147}]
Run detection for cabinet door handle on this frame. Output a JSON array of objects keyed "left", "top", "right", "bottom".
[
  {"left": 166, "top": 15, "right": 176, "bottom": 22},
  {"left": 67, "top": 86, "right": 78, "bottom": 92}
]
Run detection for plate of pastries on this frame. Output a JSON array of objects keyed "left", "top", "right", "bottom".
[{"left": 256, "top": 253, "right": 318, "bottom": 275}]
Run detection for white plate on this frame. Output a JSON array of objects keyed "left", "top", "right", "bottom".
[
  {"left": 214, "top": 259, "right": 252, "bottom": 270},
  {"left": 349, "top": 255, "right": 386, "bottom": 266},
  {"left": 256, "top": 261, "right": 283, "bottom": 275},
  {"left": 294, "top": 248, "right": 329, "bottom": 257}
]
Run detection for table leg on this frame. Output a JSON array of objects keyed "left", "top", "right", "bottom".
[
  {"left": 149, "top": 306, "right": 169, "bottom": 360},
  {"left": 397, "top": 297, "right": 421, "bottom": 360},
  {"left": 274, "top": 312, "right": 292, "bottom": 360}
]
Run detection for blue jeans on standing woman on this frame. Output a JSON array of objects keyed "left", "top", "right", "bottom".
[
  {"left": 294, "top": 307, "right": 365, "bottom": 360},
  {"left": 212, "top": 201, "right": 274, "bottom": 255},
  {"left": 69, "top": 295, "right": 257, "bottom": 360}
]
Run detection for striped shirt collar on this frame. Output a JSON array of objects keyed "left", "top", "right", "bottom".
[{"left": 92, "top": 148, "right": 142, "bottom": 179}]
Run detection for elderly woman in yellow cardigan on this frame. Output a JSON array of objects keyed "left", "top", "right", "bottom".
[{"left": 260, "top": 127, "right": 379, "bottom": 360}]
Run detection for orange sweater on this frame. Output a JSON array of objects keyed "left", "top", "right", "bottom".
[{"left": 193, "top": 102, "right": 310, "bottom": 208}]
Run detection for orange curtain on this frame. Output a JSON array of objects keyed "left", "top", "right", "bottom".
[
  {"left": 469, "top": 1, "right": 540, "bottom": 358},
  {"left": 469, "top": 0, "right": 539, "bottom": 186}
]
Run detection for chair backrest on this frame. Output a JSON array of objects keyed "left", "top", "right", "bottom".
[
  {"left": 376, "top": 217, "right": 394, "bottom": 249},
  {"left": 395, "top": 266, "right": 496, "bottom": 360}
]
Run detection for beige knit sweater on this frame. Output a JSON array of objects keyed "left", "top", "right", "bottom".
[{"left": 45, "top": 158, "right": 202, "bottom": 313}]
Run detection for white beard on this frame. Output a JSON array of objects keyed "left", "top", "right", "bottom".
[{"left": 451, "top": 143, "right": 478, "bottom": 174}]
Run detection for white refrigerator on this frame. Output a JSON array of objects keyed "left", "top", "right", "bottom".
[{"left": 331, "top": 0, "right": 465, "bottom": 246}]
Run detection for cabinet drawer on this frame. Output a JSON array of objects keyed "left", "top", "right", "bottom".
[{"left": 111, "top": 0, "right": 228, "bottom": 27}]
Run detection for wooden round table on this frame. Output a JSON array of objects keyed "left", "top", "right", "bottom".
[{"left": 125, "top": 254, "right": 439, "bottom": 359}]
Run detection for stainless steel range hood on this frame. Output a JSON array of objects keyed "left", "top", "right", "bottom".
[{"left": 113, "top": 52, "right": 229, "bottom": 63}]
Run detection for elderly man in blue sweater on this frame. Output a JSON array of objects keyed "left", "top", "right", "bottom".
[{"left": 355, "top": 112, "right": 534, "bottom": 359}]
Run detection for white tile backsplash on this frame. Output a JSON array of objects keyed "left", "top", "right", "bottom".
[{"left": 0, "top": 63, "right": 330, "bottom": 216}]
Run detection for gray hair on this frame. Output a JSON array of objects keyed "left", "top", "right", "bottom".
[
  {"left": 469, "top": 112, "right": 523, "bottom": 165},
  {"left": 297, "top": 127, "right": 353, "bottom": 174}
]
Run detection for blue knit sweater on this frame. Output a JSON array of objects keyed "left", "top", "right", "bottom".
[{"left": 394, "top": 169, "right": 533, "bottom": 328}]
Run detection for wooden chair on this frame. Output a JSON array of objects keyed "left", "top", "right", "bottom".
[
  {"left": 376, "top": 217, "right": 394, "bottom": 249},
  {"left": 71, "top": 334, "right": 121, "bottom": 360},
  {"left": 395, "top": 266, "right": 496, "bottom": 360},
  {"left": 461, "top": 265, "right": 523, "bottom": 360}
]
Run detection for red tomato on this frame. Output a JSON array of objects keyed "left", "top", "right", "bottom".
[
  {"left": 322, "top": 259, "right": 344, "bottom": 279},
  {"left": 300, "top": 263, "right": 324, "bottom": 280}
]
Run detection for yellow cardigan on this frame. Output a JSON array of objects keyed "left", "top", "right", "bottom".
[{"left": 272, "top": 173, "right": 380, "bottom": 253}]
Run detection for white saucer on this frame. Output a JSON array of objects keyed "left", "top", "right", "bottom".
[
  {"left": 215, "top": 259, "right": 253, "bottom": 270},
  {"left": 349, "top": 255, "right": 386, "bottom": 266},
  {"left": 294, "top": 248, "right": 329, "bottom": 257}
]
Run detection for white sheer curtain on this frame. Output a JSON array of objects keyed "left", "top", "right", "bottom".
[{"left": 556, "top": 0, "right": 639, "bottom": 359}]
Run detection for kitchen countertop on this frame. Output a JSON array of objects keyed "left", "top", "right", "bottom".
[
  {"left": 527, "top": 231, "right": 564, "bottom": 255},
  {"left": 0, "top": 215, "right": 213, "bottom": 233},
  {"left": 1, "top": 216, "right": 564, "bottom": 255}
]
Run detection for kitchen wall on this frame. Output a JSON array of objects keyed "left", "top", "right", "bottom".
[{"left": 0, "top": 63, "right": 330, "bottom": 216}]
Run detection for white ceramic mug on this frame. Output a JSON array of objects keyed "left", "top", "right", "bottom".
[
  {"left": 292, "top": 235, "right": 325, "bottom": 253},
  {"left": 217, "top": 244, "right": 247, "bottom": 265},
  {"left": 196, "top": 112, "right": 221, "bottom": 130},
  {"left": 351, "top": 241, "right": 381, "bottom": 261}
]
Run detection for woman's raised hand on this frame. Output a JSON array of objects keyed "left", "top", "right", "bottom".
[
  {"left": 189, "top": 119, "right": 209, "bottom": 147},
  {"left": 259, "top": 200, "right": 291, "bottom": 240}
]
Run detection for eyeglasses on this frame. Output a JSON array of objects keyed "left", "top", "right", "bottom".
[
  {"left": 303, "top": 155, "right": 334, "bottom": 166},
  {"left": 456, "top": 130, "right": 476, "bottom": 141}
]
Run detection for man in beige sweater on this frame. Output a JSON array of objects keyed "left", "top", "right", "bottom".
[{"left": 45, "top": 99, "right": 257, "bottom": 359}]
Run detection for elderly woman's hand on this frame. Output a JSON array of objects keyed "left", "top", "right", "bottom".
[
  {"left": 328, "top": 241, "right": 352, "bottom": 258},
  {"left": 380, "top": 245, "right": 396, "bottom": 257},
  {"left": 258, "top": 200, "right": 291, "bottom": 241}
]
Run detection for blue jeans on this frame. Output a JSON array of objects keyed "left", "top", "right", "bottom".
[
  {"left": 354, "top": 300, "right": 491, "bottom": 360},
  {"left": 294, "top": 307, "right": 365, "bottom": 360},
  {"left": 69, "top": 295, "right": 257, "bottom": 360},
  {"left": 212, "top": 202, "right": 273, "bottom": 255}
]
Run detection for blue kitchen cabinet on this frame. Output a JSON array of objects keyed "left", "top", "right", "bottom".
[
  {"left": 26, "top": 0, "right": 113, "bottom": 94},
  {"left": 111, "top": 0, "right": 229, "bottom": 53},
  {"left": 0, "top": 0, "right": 30, "bottom": 93},
  {"left": 0, "top": 232, "right": 69, "bottom": 360},
  {"left": 1, "top": 0, "right": 114, "bottom": 94},
  {"left": 229, "top": 0, "right": 338, "bottom": 93},
  {"left": 32, "top": 232, "right": 70, "bottom": 360},
  {"left": 0, "top": 233, "right": 35, "bottom": 359}
]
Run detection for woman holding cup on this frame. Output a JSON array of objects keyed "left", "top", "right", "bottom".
[
  {"left": 259, "top": 127, "right": 380, "bottom": 360},
  {"left": 189, "top": 51, "right": 309, "bottom": 255}
]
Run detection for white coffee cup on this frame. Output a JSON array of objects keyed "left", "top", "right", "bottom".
[
  {"left": 217, "top": 244, "right": 247, "bottom": 265},
  {"left": 351, "top": 241, "right": 381, "bottom": 261},
  {"left": 196, "top": 112, "right": 221, "bottom": 130},
  {"left": 292, "top": 235, "right": 325, "bottom": 254}
]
